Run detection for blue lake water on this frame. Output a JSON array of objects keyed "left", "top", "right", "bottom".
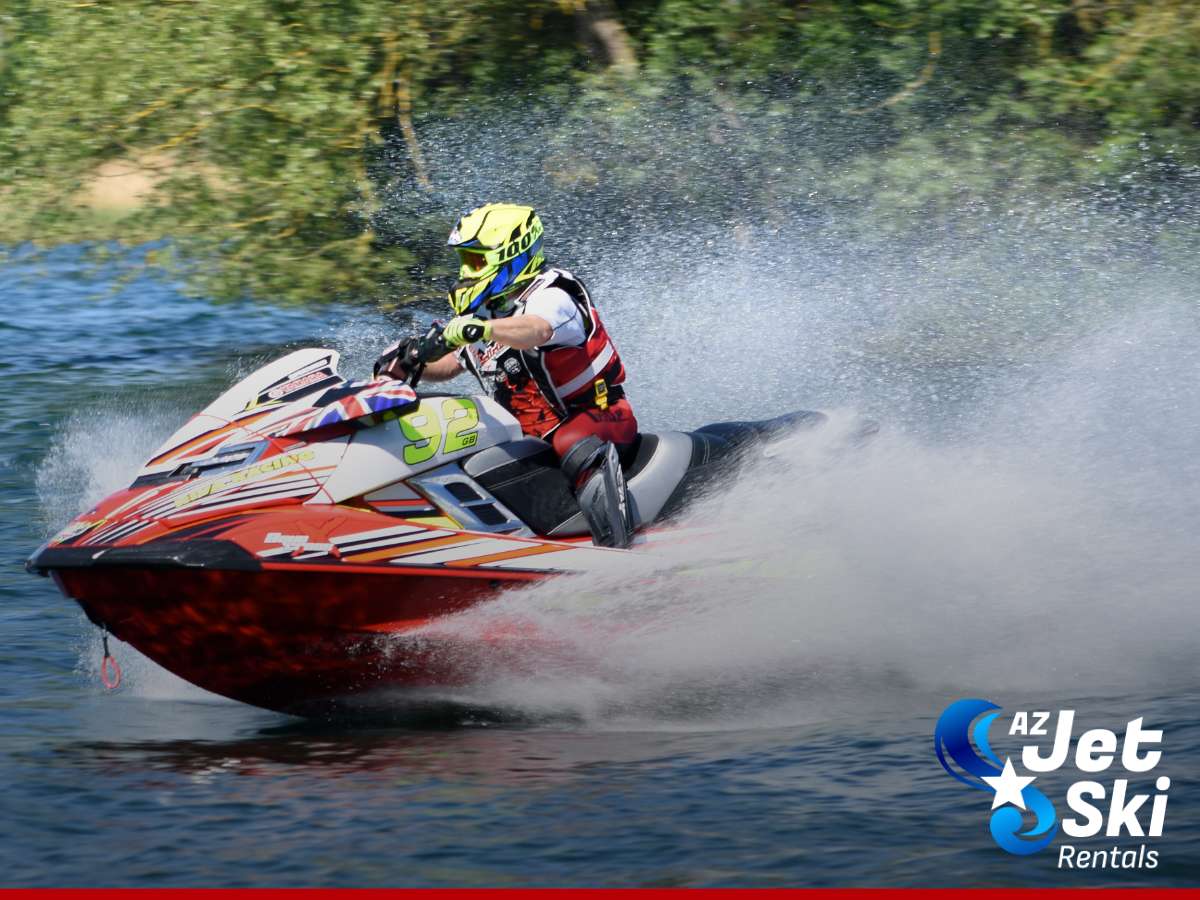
[{"left": 2, "top": 244, "right": 1198, "bottom": 886}]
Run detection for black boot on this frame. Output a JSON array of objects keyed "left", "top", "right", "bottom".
[{"left": 560, "top": 436, "right": 634, "bottom": 549}]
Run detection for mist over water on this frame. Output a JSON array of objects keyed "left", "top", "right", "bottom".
[
  {"left": 407, "top": 312, "right": 1200, "bottom": 727},
  {"left": 371, "top": 127, "right": 1200, "bottom": 725}
]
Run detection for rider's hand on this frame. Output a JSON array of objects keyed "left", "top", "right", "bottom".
[
  {"left": 442, "top": 315, "right": 492, "bottom": 349},
  {"left": 373, "top": 337, "right": 419, "bottom": 379}
]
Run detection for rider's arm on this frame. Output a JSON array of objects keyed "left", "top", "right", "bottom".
[
  {"left": 487, "top": 314, "right": 553, "bottom": 350},
  {"left": 416, "top": 354, "right": 465, "bottom": 382},
  {"left": 387, "top": 311, "right": 554, "bottom": 381}
]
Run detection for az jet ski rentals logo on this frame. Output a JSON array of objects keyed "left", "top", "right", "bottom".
[{"left": 935, "top": 698, "right": 1170, "bottom": 869}]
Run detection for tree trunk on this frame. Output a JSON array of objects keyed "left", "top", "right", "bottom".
[{"left": 571, "top": 0, "right": 638, "bottom": 76}]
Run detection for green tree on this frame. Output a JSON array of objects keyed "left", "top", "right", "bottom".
[{"left": 1, "top": 0, "right": 1196, "bottom": 304}]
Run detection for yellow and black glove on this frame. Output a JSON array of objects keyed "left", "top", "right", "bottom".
[{"left": 442, "top": 315, "right": 492, "bottom": 348}]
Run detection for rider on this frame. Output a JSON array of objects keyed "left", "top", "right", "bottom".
[{"left": 375, "top": 203, "right": 638, "bottom": 548}]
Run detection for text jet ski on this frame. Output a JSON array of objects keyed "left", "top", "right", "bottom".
[{"left": 28, "top": 328, "right": 834, "bottom": 715}]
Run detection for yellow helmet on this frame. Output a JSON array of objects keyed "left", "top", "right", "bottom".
[{"left": 447, "top": 203, "right": 545, "bottom": 315}]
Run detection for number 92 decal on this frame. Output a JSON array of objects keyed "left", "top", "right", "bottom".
[{"left": 399, "top": 398, "right": 480, "bottom": 465}]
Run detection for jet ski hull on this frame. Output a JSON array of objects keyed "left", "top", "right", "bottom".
[{"left": 48, "top": 552, "right": 552, "bottom": 715}]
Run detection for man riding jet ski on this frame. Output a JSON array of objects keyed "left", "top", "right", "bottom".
[{"left": 375, "top": 203, "right": 637, "bottom": 549}]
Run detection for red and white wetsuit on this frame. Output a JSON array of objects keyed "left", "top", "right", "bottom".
[{"left": 460, "top": 267, "right": 638, "bottom": 456}]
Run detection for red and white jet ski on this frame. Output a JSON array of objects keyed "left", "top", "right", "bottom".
[{"left": 29, "top": 330, "right": 834, "bottom": 715}]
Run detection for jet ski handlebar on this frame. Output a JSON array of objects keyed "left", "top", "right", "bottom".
[{"left": 374, "top": 322, "right": 487, "bottom": 389}]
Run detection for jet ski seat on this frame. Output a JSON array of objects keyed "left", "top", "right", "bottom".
[{"left": 462, "top": 432, "right": 700, "bottom": 538}]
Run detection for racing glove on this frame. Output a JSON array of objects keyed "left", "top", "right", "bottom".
[{"left": 442, "top": 316, "right": 492, "bottom": 348}]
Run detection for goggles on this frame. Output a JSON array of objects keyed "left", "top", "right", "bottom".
[{"left": 456, "top": 248, "right": 493, "bottom": 273}]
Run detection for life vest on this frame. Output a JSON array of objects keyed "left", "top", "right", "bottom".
[{"left": 462, "top": 268, "right": 628, "bottom": 439}]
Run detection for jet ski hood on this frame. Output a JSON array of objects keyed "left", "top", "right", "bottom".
[
  {"left": 42, "top": 349, "right": 431, "bottom": 548},
  {"left": 137, "top": 348, "right": 420, "bottom": 480}
]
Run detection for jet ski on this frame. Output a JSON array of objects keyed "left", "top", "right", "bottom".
[{"left": 28, "top": 327, "right": 841, "bottom": 716}]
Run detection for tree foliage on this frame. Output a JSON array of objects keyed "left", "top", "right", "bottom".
[{"left": 1, "top": 0, "right": 1197, "bottom": 303}]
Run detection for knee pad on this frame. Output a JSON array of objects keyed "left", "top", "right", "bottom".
[{"left": 559, "top": 434, "right": 608, "bottom": 487}]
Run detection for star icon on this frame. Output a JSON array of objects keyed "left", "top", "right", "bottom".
[{"left": 982, "top": 757, "right": 1037, "bottom": 810}]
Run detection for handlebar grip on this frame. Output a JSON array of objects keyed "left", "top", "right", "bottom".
[
  {"left": 414, "top": 329, "right": 453, "bottom": 364},
  {"left": 379, "top": 323, "right": 462, "bottom": 387}
]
